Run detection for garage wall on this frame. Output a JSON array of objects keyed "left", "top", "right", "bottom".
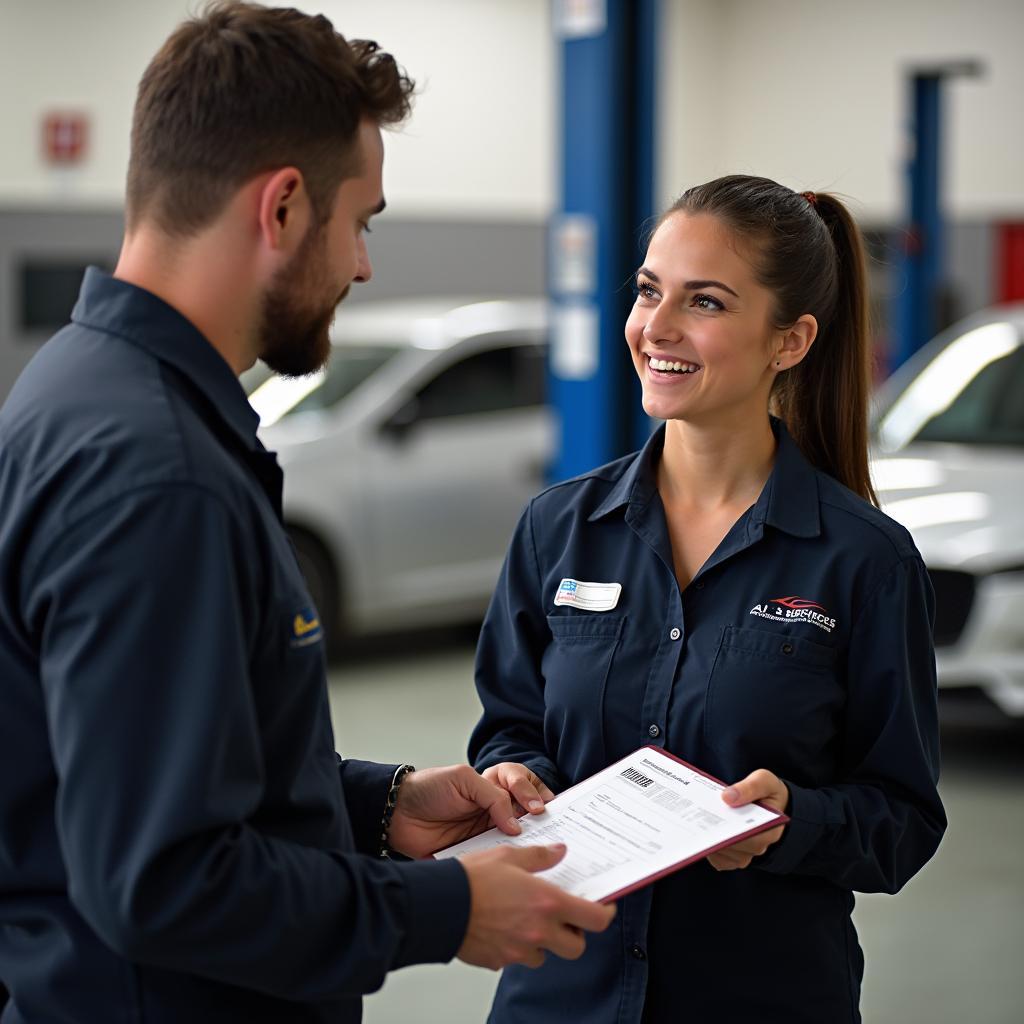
[
  {"left": 0, "top": 0, "right": 555, "bottom": 218},
  {"left": 4, "top": 1, "right": 1023, "bottom": 220},
  {"left": 659, "top": 0, "right": 1024, "bottom": 221}
]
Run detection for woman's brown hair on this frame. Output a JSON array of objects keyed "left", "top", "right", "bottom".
[
  {"left": 664, "top": 174, "right": 877, "bottom": 505},
  {"left": 126, "top": 1, "right": 414, "bottom": 237}
]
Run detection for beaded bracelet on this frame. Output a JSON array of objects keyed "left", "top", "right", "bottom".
[{"left": 378, "top": 763, "right": 416, "bottom": 858}]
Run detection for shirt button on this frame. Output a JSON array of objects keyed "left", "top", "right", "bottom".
[
  {"left": 648, "top": 724, "right": 661, "bottom": 738},
  {"left": 630, "top": 944, "right": 647, "bottom": 961},
  {"left": 695, "top": 581, "right": 705, "bottom": 590},
  {"left": 781, "top": 642, "right": 794, "bottom": 655},
  {"left": 669, "top": 627, "right": 681, "bottom": 641}
]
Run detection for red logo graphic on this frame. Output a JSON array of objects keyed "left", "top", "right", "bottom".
[{"left": 771, "top": 596, "right": 828, "bottom": 613}]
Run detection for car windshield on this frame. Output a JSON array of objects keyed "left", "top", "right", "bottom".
[
  {"left": 875, "top": 319, "right": 1024, "bottom": 450},
  {"left": 244, "top": 345, "right": 401, "bottom": 427}
]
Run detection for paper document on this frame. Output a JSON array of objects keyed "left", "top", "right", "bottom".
[{"left": 436, "top": 747, "right": 788, "bottom": 902}]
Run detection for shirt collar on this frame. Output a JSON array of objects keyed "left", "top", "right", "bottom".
[
  {"left": 588, "top": 417, "right": 821, "bottom": 538},
  {"left": 588, "top": 426, "right": 665, "bottom": 522},
  {"left": 71, "top": 267, "right": 261, "bottom": 451}
]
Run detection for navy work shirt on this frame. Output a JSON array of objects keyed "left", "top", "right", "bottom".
[
  {"left": 0, "top": 269, "right": 469, "bottom": 1023},
  {"left": 470, "top": 422, "right": 946, "bottom": 1024}
]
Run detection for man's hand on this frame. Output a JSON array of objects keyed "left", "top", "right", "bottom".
[
  {"left": 386, "top": 764, "right": 523, "bottom": 859},
  {"left": 457, "top": 843, "right": 616, "bottom": 969},
  {"left": 482, "top": 762, "right": 555, "bottom": 817},
  {"left": 706, "top": 768, "right": 789, "bottom": 871}
]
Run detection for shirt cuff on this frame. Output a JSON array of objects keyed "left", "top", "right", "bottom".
[
  {"left": 392, "top": 857, "right": 471, "bottom": 968},
  {"left": 338, "top": 758, "right": 400, "bottom": 856},
  {"left": 755, "top": 780, "right": 828, "bottom": 875}
]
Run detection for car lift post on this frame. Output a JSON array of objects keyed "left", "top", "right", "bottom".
[
  {"left": 548, "top": 0, "right": 658, "bottom": 482},
  {"left": 894, "top": 61, "right": 982, "bottom": 372}
]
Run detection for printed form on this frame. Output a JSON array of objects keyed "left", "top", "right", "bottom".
[{"left": 436, "top": 747, "right": 787, "bottom": 902}]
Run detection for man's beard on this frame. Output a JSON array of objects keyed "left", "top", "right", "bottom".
[{"left": 257, "top": 226, "right": 347, "bottom": 378}]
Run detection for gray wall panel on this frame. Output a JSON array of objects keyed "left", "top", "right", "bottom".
[{"left": 0, "top": 208, "right": 547, "bottom": 402}]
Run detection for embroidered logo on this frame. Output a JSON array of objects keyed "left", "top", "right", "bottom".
[
  {"left": 291, "top": 606, "right": 323, "bottom": 647},
  {"left": 748, "top": 595, "right": 836, "bottom": 634}
]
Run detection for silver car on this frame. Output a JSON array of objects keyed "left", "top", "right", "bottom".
[
  {"left": 245, "top": 298, "right": 553, "bottom": 650},
  {"left": 872, "top": 304, "right": 1024, "bottom": 718}
]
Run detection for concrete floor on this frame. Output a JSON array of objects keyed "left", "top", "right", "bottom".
[{"left": 328, "top": 630, "right": 1024, "bottom": 1024}]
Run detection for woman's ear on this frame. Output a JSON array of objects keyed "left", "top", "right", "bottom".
[{"left": 774, "top": 314, "right": 818, "bottom": 371}]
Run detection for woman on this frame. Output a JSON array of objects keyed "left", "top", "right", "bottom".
[{"left": 469, "top": 175, "right": 946, "bottom": 1023}]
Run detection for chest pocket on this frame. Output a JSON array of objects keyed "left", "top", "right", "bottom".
[
  {"left": 703, "top": 625, "right": 843, "bottom": 784},
  {"left": 542, "top": 614, "right": 625, "bottom": 781}
]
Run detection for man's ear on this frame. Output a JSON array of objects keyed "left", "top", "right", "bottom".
[
  {"left": 774, "top": 313, "right": 818, "bottom": 371},
  {"left": 256, "top": 167, "right": 311, "bottom": 254}
]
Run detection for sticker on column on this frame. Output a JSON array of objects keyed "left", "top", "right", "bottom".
[
  {"left": 554, "top": 0, "right": 607, "bottom": 39},
  {"left": 552, "top": 302, "right": 599, "bottom": 381},
  {"left": 552, "top": 213, "right": 597, "bottom": 296}
]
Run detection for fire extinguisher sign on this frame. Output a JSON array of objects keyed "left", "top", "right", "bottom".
[{"left": 43, "top": 112, "right": 88, "bottom": 165}]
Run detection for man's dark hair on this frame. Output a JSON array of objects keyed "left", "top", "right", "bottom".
[{"left": 126, "top": 1, "right": 414, "bottom": 236}]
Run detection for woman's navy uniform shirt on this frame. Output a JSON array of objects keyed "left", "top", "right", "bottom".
[
  {"left": 0, "top": 270, "right": 469, "bottom": 1023},
  {"left": 470, "top": 422, "right": 946, "bottom": 1024}
]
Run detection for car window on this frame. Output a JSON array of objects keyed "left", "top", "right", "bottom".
[
  {"left": 247, "top": 345, "right": 400, "bottom": 427},
  {"left": 414, "top": 343, "right": 546, "bottom": 420},
  {"left": 914, "top": 343, "right": 1024, "bottom": 445},
  {"left": 876, "top": 320, "right": 1024, "bottom": 449}
]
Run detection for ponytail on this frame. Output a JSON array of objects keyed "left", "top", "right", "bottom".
[
  {"left": 771, "top": 194, "right": 877, "bottom": 505},
  {"left": 664, "top": 175, "right": 878, "bottom": 505}
]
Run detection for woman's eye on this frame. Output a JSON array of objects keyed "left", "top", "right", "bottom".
[
  {"left": 693, "top": 293, "right": 723, "bottom": 311},
  {"left": 635, "top": 281, "right": 658, "bottom": 300}
]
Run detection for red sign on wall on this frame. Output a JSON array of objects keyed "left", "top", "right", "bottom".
[{"left": 43, "top": 112, "right": 89, "bottom": 165}]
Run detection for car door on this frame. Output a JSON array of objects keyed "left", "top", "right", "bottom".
[{"left": 364, "top": 335, "right": 553, "bottom": 624}]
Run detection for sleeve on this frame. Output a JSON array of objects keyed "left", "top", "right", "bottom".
[
  {"left": 467, "top": 501, "right": 565, "bottom": 792},
  {"left": 337, "top": 758, "right": 399, "bottom": 857},
  {"left": 28, "top": 485, "right": 469, "bottom": 1000},
  {"left": 757, "top": 555, "right": 947, "bottom": 893}
]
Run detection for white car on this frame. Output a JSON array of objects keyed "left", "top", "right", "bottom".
[
  {"left": 871, "top": 304, "right": 1024, "bottom": 718},
  {"left": 244, "top": 298, "right": 553, "bottom": 651}
]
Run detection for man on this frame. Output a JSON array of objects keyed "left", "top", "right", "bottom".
[{"left": 0, "top": 4, "right": 614, "bottom": 1021}]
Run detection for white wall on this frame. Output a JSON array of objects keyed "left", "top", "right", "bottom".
[
  {"left": 0, "top": 0, "right": 555, "bottom": 218},
  {"left": 659, "top": 0, "right": 1024, "bottom": 222},
  {"left": 3, "top": 0, "right": 1022, "bottom": 223}
]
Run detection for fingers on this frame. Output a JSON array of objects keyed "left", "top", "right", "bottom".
[
  {"left": 721, "top": 768, "right": 789, "bottom": 812},
  {"left": 543, "top": 924, "right": 586, "bottom": 962},
  {"left": 484, "top": 763, "right": 555, "bottom": 815},
  {"left": 453, "top": 767, "right": 523, "bottom": 836},
  {"left": 503, "top": 842, "right": 567, "bottom": 873},
  {"left": 706, "top": 822, "right": 785, "bottom": 871},
  {"left": 457, "top": 845, "right": 614, "bottom": 972},
  {"left": 707, "top": 849, "right": 753, "bottom": 871},
  {"left": 509, "top": 776, "right": 551, "bottom": 815},
  {"left": 559, "top": 892, "right": 617, "bottom": 934}
]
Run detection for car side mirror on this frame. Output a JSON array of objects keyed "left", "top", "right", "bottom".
[{"left": 382, "top": 396, "right": 420, "bottom": 441}]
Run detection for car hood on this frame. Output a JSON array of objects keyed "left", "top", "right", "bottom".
[{"left": 872, "top": 443, "right": 1024, "bottom": 574}]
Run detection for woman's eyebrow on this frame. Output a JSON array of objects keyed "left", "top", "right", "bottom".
[{"left": 636, "top": 267, "right": 739, "bottom": 298}]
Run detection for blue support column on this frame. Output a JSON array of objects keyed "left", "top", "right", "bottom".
[
  {"left": 893, "top": 61, "right": 982, "bottom": 371},
  {"left": 549, "top": 0, "right": 657, "bottom": 482},
  {"left": 895, "top": 74, "right": 943, "bottom": 371}
]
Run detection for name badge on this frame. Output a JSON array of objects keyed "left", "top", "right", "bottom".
[{"left": 553, "top": 578, "right": 622, "bottom": 612}]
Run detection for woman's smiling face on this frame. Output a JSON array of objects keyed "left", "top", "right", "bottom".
[{"left": 625, "top": 211, "right": 785, "bottom": 426}]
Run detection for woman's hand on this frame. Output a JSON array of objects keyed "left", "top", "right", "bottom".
[
  {"left": 482, "top": 762, "right": 556, "bottom": 818},
  {"left": 706, "top": 768, "right": 789, "bottom": 871}
]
